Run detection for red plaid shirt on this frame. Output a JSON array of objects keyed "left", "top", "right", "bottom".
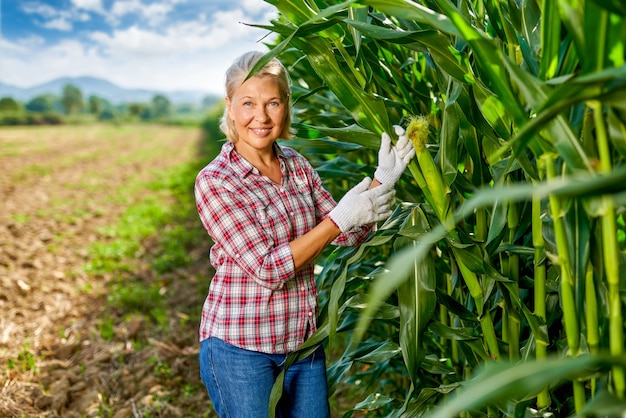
[{"left": 195, "top": 141, "right": 371, "bottom": 353}]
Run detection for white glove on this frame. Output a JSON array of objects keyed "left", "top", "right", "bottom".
[
  {"left": 329, "top": 177, "right": 395, "bottom": 232},
  {"left": 373, "top": 125, "right": 415, "bottom": 185}
]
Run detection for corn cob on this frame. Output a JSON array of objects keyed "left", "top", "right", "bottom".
[{"left": 406, "top": 115, "right": 450, "bottom": 221}]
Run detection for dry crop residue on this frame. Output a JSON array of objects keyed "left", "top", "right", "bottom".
[{"left": 0, "top": 124, "right": 215, "bottom": 417}]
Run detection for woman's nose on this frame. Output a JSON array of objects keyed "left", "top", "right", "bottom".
[{"left": 254, "top": 107, "right": 270, "bottom": 122}]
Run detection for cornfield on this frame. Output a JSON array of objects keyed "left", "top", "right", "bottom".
[{"left": 257, "top": 1, "right": 626, "bottom": 416}]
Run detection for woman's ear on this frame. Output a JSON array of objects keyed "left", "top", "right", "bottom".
[{"left": 225, "top": 96, "right": 233, "bottom": 120}]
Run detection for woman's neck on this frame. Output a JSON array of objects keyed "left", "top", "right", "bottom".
[{"left": 236, "top": 143, "right": 282, "bottom": 184}]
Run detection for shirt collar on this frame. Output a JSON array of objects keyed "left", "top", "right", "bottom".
[{"left": 224, "top": 141, "right": 286, "bottom": 178}]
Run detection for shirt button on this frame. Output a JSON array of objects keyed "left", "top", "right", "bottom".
[
  {"left": 308, "top": 312, "right": 313, "bottom": 317},
  {"left": 301, "top": 286, "right": 306, "bottom": 291},
  {"left": 235, "top": 253, "right": 240, "bottom": 258}
]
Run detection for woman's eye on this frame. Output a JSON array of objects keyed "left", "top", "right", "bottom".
[{"left": 243, "top": 102, "right": 252, "bottom": 107}]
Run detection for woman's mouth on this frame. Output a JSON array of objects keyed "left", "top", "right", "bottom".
[{"left": 252, "top": 127, "right": 272, "bottom": 136}]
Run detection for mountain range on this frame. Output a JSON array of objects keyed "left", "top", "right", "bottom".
[{"left": 0, "top": 76, "right": 216, "bottom": 105}]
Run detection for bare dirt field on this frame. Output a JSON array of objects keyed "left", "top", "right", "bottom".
[{"left": 0, "top": 124, "right": 215, "bottom": 417}]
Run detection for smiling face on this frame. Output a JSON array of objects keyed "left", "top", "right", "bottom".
[{"left": 226, "top": 75, "right": 287, "bottom": 157}]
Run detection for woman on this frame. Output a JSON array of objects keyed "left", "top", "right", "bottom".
[{"left": 195, "top": 51, "right": 414, "bottom": 417}]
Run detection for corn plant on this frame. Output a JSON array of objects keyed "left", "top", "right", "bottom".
[{"left": 257, "top": 0, "right": 626, "bottom": 416}]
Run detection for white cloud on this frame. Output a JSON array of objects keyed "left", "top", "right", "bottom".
[
  {"left": 89, "top": 6, "right": 273, "bottom": 58},
  {"left": 71, "top": 0, "right": 104, "bottom": 13},
  {"left": 40, "top": 17, "right": 73, "bottom": 31},
  {"left": 240, "top": 0, "right": 273, "bottom": 15},
  {"left": 21, "top": 1, "right": 92, "bottom": 31},
  {"left": 109, "top": 0, "right": 187, "bottom": 26},
  {"left": 109, "top": 0, "right": 142, "bottom": 22},
  {"left": 137, "top": 2, "right": 177, "bottom": 26},
  {"left": 21, "top": 2, "right": 58, "bottom": 18},
  {"left": 0, "top": 38, "right": 29, "bottom": 55}
]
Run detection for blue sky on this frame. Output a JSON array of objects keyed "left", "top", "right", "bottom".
[{"left": 0, "top": 0, "right": 277, "bottom": 94}]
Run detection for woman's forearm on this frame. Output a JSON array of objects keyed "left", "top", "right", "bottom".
[{"left": 289, "top": 218, "right": 340, "bottom": 271}]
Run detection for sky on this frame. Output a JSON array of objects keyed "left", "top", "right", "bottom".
[{"left": 0, "top": 0, "right": 278, "bottom": 95}]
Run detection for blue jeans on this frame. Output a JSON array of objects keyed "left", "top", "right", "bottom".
[{"left": 199, "top": 337, "right": 331, "bottom": 418}]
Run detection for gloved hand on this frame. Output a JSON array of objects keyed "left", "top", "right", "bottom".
[
  {"left": 329, "top": 177, "right": 395, "bottom": 232},
  {"left": 374, "top": 125, "right": 415, "bottom": 185}
]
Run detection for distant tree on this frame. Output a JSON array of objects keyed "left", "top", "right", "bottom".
[
  {"left": 127, "top": 103, "right": 145, "bottom": 119},
  {"left": 202, "top": 95, "right": 220, "bottom": 109},
  {"left": 62, "top": 84, "right": 84, "bottom": 114},
  {"left": 98, "top": 109, "right": 116, "bottom": 121},
  {"left": 88, "top": 95, "right": 103, "bottom": 115},
  {"left": 0, "top": 97, "right": 21, "bottom": 112},
  {"left": 175, "top": 103, "right": 195, "bottom": 114},
  {"left": 152, "top": 94, "right": 172, "bottom": 120},
  {"left": 140, "top": 106, "right": 153, "bottom": 121},
  {"left": 25, "top": 95, "right": 55, "bottom": 112}
]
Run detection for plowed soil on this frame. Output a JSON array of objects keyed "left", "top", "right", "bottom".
[{"left": 0, "top": 124, "right": 215, "bottom": 417}]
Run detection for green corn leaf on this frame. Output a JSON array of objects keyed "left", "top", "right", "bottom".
[
  {"left": 396, "top": 205, "right": 437, "bottom": 385},
  {"left": 353, "top": 340, "right": 401, "bottom": 363},
  {"left": 472, "top": 83, "right": 513, "bottom": 142},
  {"left": 268, "top": 329, "right": 329, "bottom": 417},
  {"left": 356, "top": 0, "right": 461, "bottom": 36},
  {"left": 440, "top": 98, "right": 461, "bottom": 187},
  {"left": 348, "top": 5, "right": 368, "bottom": 54},
  {"left": 502, "top": 54, "right": 593, "bottom": 172},
  {"left": 350, "top": 392, "right": 395, "bottom": 413},
  {"left": 283, "top": 138, "right": 364, "bottom": 154},
  {"left": 264, "top": 0, "right": 318, "bottom": 24},
  {"left": 540, "top": 0, "right": 562, "bottom": 80},
  {"left": 558, "top": 0, "right": 586, "bottom": 64},
  {"left": 486, "top": 200, "right": 508, "bottom": 249},
  {"left": 403, "top": 386, "right": 459, "bottom": 417},
  {"left": 588, "top": 0, "right": 626, "bottom": 15},
  {"left": 490, "top": 63, "right": 626, "bottom": 170},
  {"left": 341, "top": 19, "right": 470, "bottom": 82},
  {"left": 435, "top": 292, "right": 479, "bottom": 322},
  {"left": 328, "top": 234, "right": 394, "bottom": 347},
  {"left": 422, "top": 354, "right": 626, "bottom": 417},
  {"left": 578, "top": 389, "right": 626, "bottom": 416},
  {"left": 420, "top": 356, "right": 456, "bottom": 375},
  {"left": 299, "top": 36, "right": 391, "bottom": 134},
  {"left": 301, "top": 124, "right": 381, "bottom": 149},
  {"left": 428, "top": 320, "right": 479, "bottom": 341},
  {"left": 434, "top": 0, "right": 527, "bottom": 125}
]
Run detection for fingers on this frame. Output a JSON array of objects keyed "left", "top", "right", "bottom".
[
  {"left": 395, "top": 133, "right": 415, "bottom": 163},
  {"left": 400, "top": 145, "right": 416, "bottom": 163},
  {"left": 370, "top": 186, "right": 395, "bottom": 209},
  {"left": 373, "top": 203, "right": 393, "bottom": 222},
  {"left": 393, "top": 125, "right": 405, "bottom": 136},
  {"left": 371, "top": 210, "right": 392, "bottom": 223},
  {"left": 379, "top": 132, "right": 392, "bottom": 154},
  {"left": 370, "top": 181, "right": 394, "bottom": 196},
  {"left": 351, "top": 176, "right": 372, "bottom": 194},
  {"left": 396, "top": 133, "right": 408, "bottom": 149},
  {"left": 376, "top": 192, "right": 395, "bottom": 212}
]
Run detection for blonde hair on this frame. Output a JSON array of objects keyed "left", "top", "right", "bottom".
[{"left": 220, "top": 51, "right": 293, "bottom": 142}]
